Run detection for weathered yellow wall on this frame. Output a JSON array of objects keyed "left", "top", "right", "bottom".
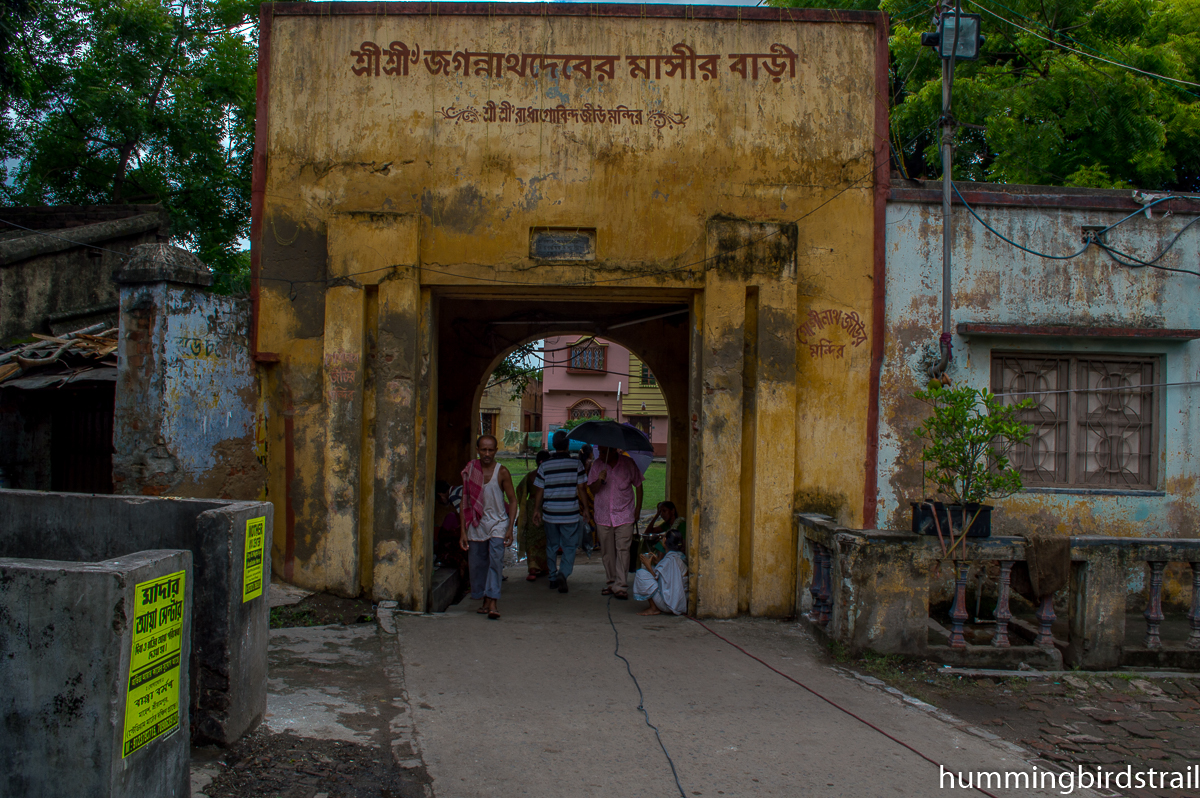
[
  {"left": 478, "top": 381, "right": 524, "bottom": 444},
  {"left": 257, "top": 6, "right": 882, "bottom": 615}
]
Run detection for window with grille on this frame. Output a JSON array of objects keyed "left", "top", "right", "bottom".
[
  {"left": 479, "top": 413, "right": 498, "bottom": 437},
  {"left": 568, "top": 399, "right": 603, "bottom": 421},
  {"left": 568, "top": 341, "right": 606, "bottom": 372},
  {"left": 991, "top": 353, "right": 1158, "bottom": 489},
  {"left": 641, "top": 363, "right": 657, "bottom": 386}
]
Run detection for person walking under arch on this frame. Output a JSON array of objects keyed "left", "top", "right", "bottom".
[
  {"left": 532, "top": 430, "right": 588, "bottom": 593},
  {"left": 588, "top": 444, "right": 643, "bottom": 599},
  {"left": 460, "top": 435, "right": 516, "bottom": 619},
  {"left": 516, "top": 449, "right": 551, "bottom": 581}
]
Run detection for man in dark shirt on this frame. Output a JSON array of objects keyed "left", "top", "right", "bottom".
[{"left": 532, "top": 429, "right": 589, "bottom": 594}]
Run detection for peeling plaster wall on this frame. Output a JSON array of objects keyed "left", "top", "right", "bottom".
[
  {"left": 880, "top": 188, "right": 1200, "bottom": 543},
  {"left": 257, "top": 6, "right": 885, "bottom": 614},
  {"left": 115, "top": 285, "right": 265, "bottom": 499}
]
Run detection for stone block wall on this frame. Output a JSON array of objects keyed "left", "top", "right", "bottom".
[{"left": 113, "top": 243, "right": 265, "bottom": 500}]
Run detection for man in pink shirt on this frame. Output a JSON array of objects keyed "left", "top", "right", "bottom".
[{"left": 587, "top": 445, "right": 644, "bottom": 599}]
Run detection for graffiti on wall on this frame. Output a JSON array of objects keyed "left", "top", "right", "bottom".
[
  {"left": 175, "top": 316, "right": 241, "bottom": 360},
  {"left": 798, "top": 309, "right": 868, "bottom": 359},
  {"left": 162, "top": 294, "right": 255, "bottom": 476},
  {"left": 325, "top": 353, "right": 360, "bottom": 401}
]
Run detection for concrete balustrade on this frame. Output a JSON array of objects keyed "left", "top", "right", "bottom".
[{"left": 798, "top": 513, "right": 1200, "bottom": 670}]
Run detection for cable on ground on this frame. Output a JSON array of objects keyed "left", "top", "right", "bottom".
[
  {"left": 690, "top": 618, "right": 1001, "bottom": 798},
  {"left": 606, "top": 595, "right": 687, "bottom": 798}
]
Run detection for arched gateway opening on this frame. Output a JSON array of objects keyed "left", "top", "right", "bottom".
[
  {"left": 437, "top": 294, "right": 691, "bottom": 515},
  {"left": 434, "top": 296, "right": 691, "bottom": 608}
]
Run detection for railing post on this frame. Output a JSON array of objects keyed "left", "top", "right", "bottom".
[
  {"left": 1035, "top": 594, "right": 1056, "bottom": 648},
  {"left": 807, "top": 541, "right": 823, "bottom": 623},
  {"left": 948, "top": 560, "right": 969, "bottom": 648},
  {"left": 1144, "top": 561, "right": 1165, "bottom": 650},
  {"left": 816, "top": 544, "right": 832, "bottom": 626},
  {"left": 1189, "top": 562, "right": 1200, "bottom": 651},
  {"left": 993, "top": 560, "right": 1012, "bottom": 648}
]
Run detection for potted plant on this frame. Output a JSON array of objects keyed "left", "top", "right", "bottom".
[{"left": 911, "top": 381, "right": 1032, "bottom": 556}]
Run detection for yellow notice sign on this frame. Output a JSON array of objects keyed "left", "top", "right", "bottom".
[
  {"left": 122, "top": 570, "right": 186, "bottom": 758},
  {"left": 242, "top": 516, "right": 267, "bottom": 602}
]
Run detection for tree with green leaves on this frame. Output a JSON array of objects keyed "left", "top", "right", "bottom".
[
  {"left": 1, "top": 0, "right": 259, "bottom": 281},
  {"left": 489, "top": 341, "right": 543, "bottom": 401},
  {"left": 769, "top": 0, "right": 1200, "bottom": 191}
]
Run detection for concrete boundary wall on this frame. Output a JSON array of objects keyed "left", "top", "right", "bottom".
[
  {"left": 0, "top": 550, "right": 193, "bottom": 798},
  {"left": 0, "top": 491, "right": 273, "bottom": 745}
]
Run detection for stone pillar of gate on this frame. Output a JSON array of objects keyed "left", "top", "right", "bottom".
[
  {"left": 321, "top": 212, "right": 431, "bottom": 605},
  {"left": 691, "top": 218, "right": 799, "bottom": 618},
  {"left": 319, "top": 214, "right": 370, "bottom": 597},
  {"left": 692, "top": 272, "right": 746, "bottom": 618},
  {"left": 356, "top": 215, "right": 433, "bottom": 610}
]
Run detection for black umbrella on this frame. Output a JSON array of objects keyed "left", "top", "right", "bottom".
[{"left": 565, "top": 420, "right": 653, "bottom": 453}]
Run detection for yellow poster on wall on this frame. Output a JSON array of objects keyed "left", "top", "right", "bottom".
[
  {"left": 122, "top": 570, "right": 186, "bottom": 758},
  {"left": 243, "top": 516, "right": 267, "bottom": 602}
]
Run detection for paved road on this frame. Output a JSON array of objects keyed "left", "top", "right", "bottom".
[{"left": 394, "top": 560, "right": 1090, "bottom": 798}]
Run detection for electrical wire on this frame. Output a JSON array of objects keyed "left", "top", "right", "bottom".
[
  {"left": 4, "top": 137, "right": 1195, "bottom": 293},
  {"left": 690, "top": 618, "right": 1000, "bottom": 798},
  {"left": 950, "top": 183, "right": 1200, "bottom": 272},
  {"left": 606, "top": 595, "right": 686, "bottom": 798},
  {"left": 1092, "top": 214, "right": 1200, "bottom": 276}
]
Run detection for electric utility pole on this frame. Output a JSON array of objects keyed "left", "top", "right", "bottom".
[{"left": 921, "top": 2, "right": 984, "bottom": 378}]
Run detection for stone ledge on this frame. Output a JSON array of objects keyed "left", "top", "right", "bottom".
[{"left": 115, "top": 242, "right": 212, "bottom": 287}]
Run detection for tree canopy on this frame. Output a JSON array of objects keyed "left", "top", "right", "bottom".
[
  {"left": 769, "top": 0, "right": 1200, "bottom": 191},
  {"left": 0, "top": 0, "right": 259, "bottom": 280}
]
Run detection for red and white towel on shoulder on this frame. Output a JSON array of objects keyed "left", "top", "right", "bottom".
[{"left": 460, "top": 460, "right": 486, "bottom": 531}]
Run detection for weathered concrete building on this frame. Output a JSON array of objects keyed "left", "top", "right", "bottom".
[
  {"left": 880, "top": 183, "right": 1200, "bottom": 541},
  {"left": 0, "top": 205, "right": 170, "bottom": 346},
  {"left": 253, "top": 2, "right": 889, "bottom": 615}
]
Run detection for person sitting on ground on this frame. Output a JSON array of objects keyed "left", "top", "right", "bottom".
[
  {"left": 642, "top": 500, "right": 685, "bottom": 556},
  {"left": 633, "top": 530, "right": 688, "bottom": 616},
  {"left": 515, "top": 450, "right": 551, "bottom": 581}
]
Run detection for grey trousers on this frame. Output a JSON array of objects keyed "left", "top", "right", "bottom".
[{"left": 468, "top": 538, "right": 504, "bottom": 600}]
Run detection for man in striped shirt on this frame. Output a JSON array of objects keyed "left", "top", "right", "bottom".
[{"left": 532, "top": 429, "right": 588, "bottom": 594}]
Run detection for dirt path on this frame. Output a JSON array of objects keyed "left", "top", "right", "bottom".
[{"left": 833, "top": 653, "right": 1200, "bottom": 798}]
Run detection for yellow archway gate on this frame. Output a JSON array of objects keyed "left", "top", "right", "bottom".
[{"left": 252, "top": 4, "right": 890, "bottom": 618}]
